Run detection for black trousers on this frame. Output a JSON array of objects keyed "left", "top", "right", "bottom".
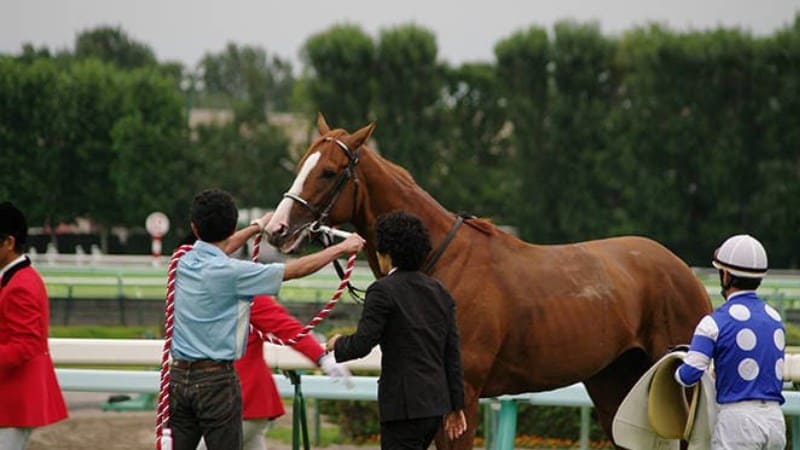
[
  {"left": 168, "top": 363, "right": 242, "bottom": 450},
  {"left": 380, "top": 416, "right": 442, "bottom": 450}
]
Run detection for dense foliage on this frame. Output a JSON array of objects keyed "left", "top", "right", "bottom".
[{"left": 2, "top": 18, "right": 799, "bottom": 266}]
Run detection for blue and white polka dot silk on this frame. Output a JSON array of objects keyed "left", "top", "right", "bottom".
[{"left": 676, "top": 291, "right": 785, "bottom": 405}]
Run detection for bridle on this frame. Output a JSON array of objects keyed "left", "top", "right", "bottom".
[
  {"left": 282, "top": 136, "right": 361, "bottom": 231},
  {"left": 282, "top": 136, "right": 366, "bottom": 301},
  {"left": 281, "top": 135, "right": 465, "bottom": 293}
]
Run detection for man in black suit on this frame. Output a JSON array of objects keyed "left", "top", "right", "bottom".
[{"left": 326, "top": 211, "right": 467, "bottom": 449}]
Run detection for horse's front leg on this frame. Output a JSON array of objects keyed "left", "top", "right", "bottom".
[{"left": 434, "top": 383, "right": 481, "bottom": 450}]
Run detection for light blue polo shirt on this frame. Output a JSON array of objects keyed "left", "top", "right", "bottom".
[{"left": 170, "top": 241, "right": 284, "bottom": 361}]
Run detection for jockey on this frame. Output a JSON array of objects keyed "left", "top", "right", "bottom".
[{"left": 675, "top": 234, "right": 786, "bottom": 450}]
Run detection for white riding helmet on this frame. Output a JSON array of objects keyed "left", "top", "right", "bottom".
[{"left": 712, "top": 234, "right": 768, "bottom": 278}]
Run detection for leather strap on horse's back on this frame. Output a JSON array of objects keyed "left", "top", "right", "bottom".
[{"left": 422, "top": 215, "right": 466, "bottom": 274}]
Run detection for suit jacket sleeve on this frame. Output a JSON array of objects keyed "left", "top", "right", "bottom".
[
  {"left": 334, "top": 283, "right": 392, "bottom": 362},
  {"left": 0, "top": 283, "right": 45, "bottom": 369},
  {"left": 249, "top": 295, "right": 324, "bottom": 364},
  {"left": 444, "top": 289, "right": 466, "bottom": 411}
]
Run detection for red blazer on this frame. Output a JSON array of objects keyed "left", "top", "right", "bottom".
[
  {"left": 237, "top": 295, "right": 324, "bottom": 419},
  {"left": 0, "top": 259, "right": 68, "bottom": 427}
]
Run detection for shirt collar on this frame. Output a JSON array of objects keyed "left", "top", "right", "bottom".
[
  {"left": 193, "top": 240, "right": 226, "bottom": 256},
  {"left": 0, "top": 255, "right": 26, "bottom": 278},
  {"left": 1, "top": 255, "right": 30, "bottom": 287},
  {"left": 388, "top": 267, "right": 398, "bottom": 276},
  {"left": 726, "top": 290, "right": 757, "bottom": 301}
]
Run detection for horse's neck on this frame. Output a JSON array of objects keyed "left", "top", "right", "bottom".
[{"left": 353, "top": 150, "right": 460, "bottom": 274}]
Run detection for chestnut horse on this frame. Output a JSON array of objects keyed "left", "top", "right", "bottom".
[{"left": 265, "top": 115, "right": 712, "bottom": 448}]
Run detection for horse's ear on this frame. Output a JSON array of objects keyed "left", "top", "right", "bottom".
[
  {"left": 317, "top": 112, "right": 331, "bottom": 135},
  {"left": 347, "top": 122, "right": 376, "bottom": 149}
]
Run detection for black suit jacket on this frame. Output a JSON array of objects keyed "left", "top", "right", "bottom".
[{"left": 334, "top": 270, "right": 465, "bottom": 422}]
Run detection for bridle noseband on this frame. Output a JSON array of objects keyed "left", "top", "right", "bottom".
[{"left": 282, "top": 136, "right": 361, "bottom": 231}]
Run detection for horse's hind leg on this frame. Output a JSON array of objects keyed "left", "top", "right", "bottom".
[{"left": 583, "top": 348, "right": 651, "bottom": 448}]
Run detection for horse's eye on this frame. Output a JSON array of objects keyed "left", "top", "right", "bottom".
[{"left": 321, "top": 169, "right": 337, "bottom": 179}]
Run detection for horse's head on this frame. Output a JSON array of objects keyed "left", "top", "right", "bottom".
[{"left": 265, "top": 113, "right": 375, "bottom": 253}]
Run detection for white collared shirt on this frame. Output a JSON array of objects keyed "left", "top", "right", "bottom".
[{"left": 0, "top": 255, "right": 26, "bottom": 279}]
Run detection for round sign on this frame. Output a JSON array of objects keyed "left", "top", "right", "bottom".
[{"left": 145, "top": 212, "right": 170, "bottom": 237}]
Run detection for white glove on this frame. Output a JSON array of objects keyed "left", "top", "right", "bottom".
[{"left": 318, "top": 352, "right": 353, "bottom": 388}]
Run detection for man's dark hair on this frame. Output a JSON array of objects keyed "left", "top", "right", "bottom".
[
  {"left": 375, "top": 211, "right": 431, "bottom": 271},
  {"left": 730, "top": 275, "right": 762, "bottom": 291},
  {"left": 190, "top": 189, "right": 238, "bottom": 243},
  {"left": 718, "top": 270, "right": 763, "bottom": 291},
  {"left": 0, "top": 202, "right": 27, "bottom": 253}
]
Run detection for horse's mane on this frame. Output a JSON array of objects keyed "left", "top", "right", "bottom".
[
  {"left": 324, "top": 128, "right": 497, "bottom": 237},
  {"left": 463, "top": 217, "right": 497, "bottom": 236}
]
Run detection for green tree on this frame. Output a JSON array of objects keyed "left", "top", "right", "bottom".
[
  {"left": 199, "top": 43, "right": 295, "bottom": 121},
  {"left": 543, "top": 21, "right": 619, "bottom": 242},
  {"left": 749, "top": 16, "right": 800, "bottom": 267},
  {"left": 494, "top": 25, "right": 550, "bottom": 240},
  {"left": 74, "top": 25, "right": 157, "bottom": 69},
  {"left": 0, "top": 57, "right": 64, "bottom": 225},
  {"left": 372, "top": 24, "right": 442, "bottom": 189},
  {"left": 109, "top": 68, "right": 192, "bottom": 229},
  {"left": 301, "top": 24, "right": 375, "bottom": 130},
  {"left": 192, "top": 121, "right": 294, "bottom": 209},
  {"left": 433, "top": 63, "right": 513, "bottom": 220},
  {"left": 611, "top": 25, "right": 759, "bottom": 261},
  {"left": 0, "top": 57, "right": 190, "bottom": 249}
]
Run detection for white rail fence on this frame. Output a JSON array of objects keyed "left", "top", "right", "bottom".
[{"left": 50, "top": 339, "right": 800, "bottom": 450}]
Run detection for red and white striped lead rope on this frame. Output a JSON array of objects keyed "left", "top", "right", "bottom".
[
  {"left": 155, "top": 233, "right": 355, "bottom": 449},
  {"left": 251, "top": 232, "right": 357, "bottom": 345},
  {"left": 155, "top": 243, "right": 192, "bottom": 450}
]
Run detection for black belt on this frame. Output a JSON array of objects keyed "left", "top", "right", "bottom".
[{"left": 171, "top": 359, "right": 233, "bottom": 371}]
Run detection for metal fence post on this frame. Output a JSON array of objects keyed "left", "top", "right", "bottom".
[
  {"left": 579, "top": 406, "right": 590, "bottom": 450},
  {"left": 494, "top": 399, "right": 518, "bottom": 450}
]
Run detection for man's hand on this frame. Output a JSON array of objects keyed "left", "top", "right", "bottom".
[
  {"left": 443, "top": 409, "right": 467, "bottom": 440},
  {"left": 250, "top": 211, "right": 275, "bottom": 232},
  {"left": 336, "top": 233, "right": 365, "bottom": 255},
  {"left": 318, "top": 352, "right": 352, "bottom": 388},
  {"left": 325, "top": 334, "right": 341, "bottom": 353}
]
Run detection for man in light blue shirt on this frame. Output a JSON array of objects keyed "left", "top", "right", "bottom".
[{"left": 168, "top": 189, "right": 364, "bottom": 450}]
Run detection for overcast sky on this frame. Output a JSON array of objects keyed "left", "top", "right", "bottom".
[{"left": 3, "top": 0, "right": 799, "bottom": 70}]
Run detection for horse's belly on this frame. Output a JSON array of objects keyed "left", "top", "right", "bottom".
[{"left": 479, "top": 299, "right": 641, "bottom": 395}]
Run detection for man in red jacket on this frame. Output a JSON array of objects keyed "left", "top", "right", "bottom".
[
  {"left": 224, "top": 295, "right": 339, "bottom": 450},
  {"left": 0, "top": 202, "right": 68, "bottom": 449}
]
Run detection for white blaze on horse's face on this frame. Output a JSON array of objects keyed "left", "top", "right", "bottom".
[{"left": 266, "top": 151, "right": 321, "bottom": 237}]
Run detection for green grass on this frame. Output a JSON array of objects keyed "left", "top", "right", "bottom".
[
  {"left": 50, "top": 325, "right": 162, "bottom": 339},
  {"left": 266, "top": 424, "right": 345, "bottom": 446}
]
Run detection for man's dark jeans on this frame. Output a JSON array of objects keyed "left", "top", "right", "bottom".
[{"left": 168, "top": 362, "right": 242, "bottom": 450}]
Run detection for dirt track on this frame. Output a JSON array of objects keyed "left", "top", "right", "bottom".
[{"left": 26, "top": 392, "right": 337, "bottom": 450}]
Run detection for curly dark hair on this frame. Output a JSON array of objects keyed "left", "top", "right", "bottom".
[
  {"left": 375, "top": 211, "right": 431, "bottom": 271},
  {"left": 190, "top": 189, "right": 238, "bottom": 243}
]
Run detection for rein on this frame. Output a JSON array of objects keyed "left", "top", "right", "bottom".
[
  {"left": 422, "top": 215, "right": 465, "bottom": 274},
  {"left": 155, "top": 233, "right": 356, "bottom": 449}
]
